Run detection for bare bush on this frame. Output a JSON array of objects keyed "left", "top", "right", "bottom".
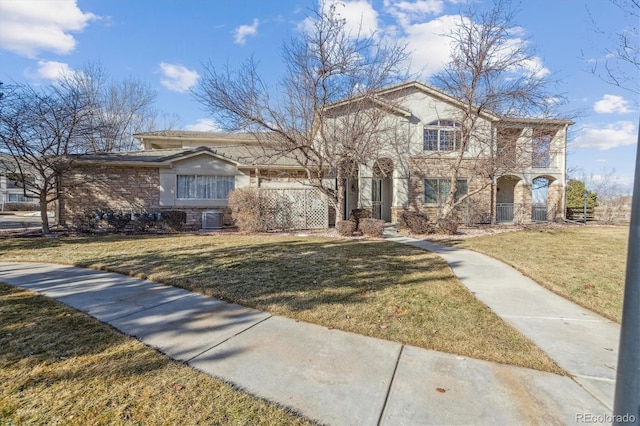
[
  {"left": 161, "top": 210, "right": 186, "bottom": 232},
  {"left": 359, "top": 218, "right": 384, "bottom": 238},
  {"left": 398, "top": 210, "right": 432, "bottom": 234},
  {"left": 336, "top": 220, "right": 356, "bottom": 236}
]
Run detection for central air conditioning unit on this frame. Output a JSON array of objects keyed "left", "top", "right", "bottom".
[{"left": 202, "top": 210, "right": 223, "bottom": 229}]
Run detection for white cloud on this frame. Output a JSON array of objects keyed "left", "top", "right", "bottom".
[
  {"left": 301, "top": 1, "right": 379, "bottom": 39},
  {"left": 401, "top": 14, "right": 459, "bottom": 76},
  {"left": 0, "top": 0, "right": 97, "bottom": 58},
  {"left": 572, "top": 121, "right": 637, "bottom": 150},
  {"left": 234, "top": 19, "right": 259, "bottom": 45},
  {"left": 384, "top": 0, "right": 444, "bottom": 27},
  {"left": 184, "top": 118, "right": 222, "bottom": 132},
  {"left": 332, "top": 0, "right": 380, "bottom": 37},
  {"left": 594, "top": 94, "right": 633, "bottom": 114},
  {"left": 159, "top": 63, "right": 200, "bottom": 93},
  {"left": 34, "top": 60, "right": 74, "bottom": 80}
]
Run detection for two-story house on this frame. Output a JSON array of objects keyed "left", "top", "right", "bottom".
[{"left": 58, "top": 81, "right": 572, "bottom": 230}]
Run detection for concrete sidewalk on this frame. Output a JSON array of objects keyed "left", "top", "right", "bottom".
[
  {"left": 384, "top": 229, "right": 620, "bottom": 411},
  {"left": 1, "top": 261, "right": 611, "bottom": 425}
]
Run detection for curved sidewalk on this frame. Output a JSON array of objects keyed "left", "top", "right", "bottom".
[
  {"left": 384, "top": 229, "right": 620, "bottom": 410},
  {"left": 1, "top": 261, "right": 610, "bottom": 425}
]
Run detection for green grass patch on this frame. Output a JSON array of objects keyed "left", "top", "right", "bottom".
[
  {"left": 0, "top": 234, "right": 562, "bottom": 373},
  {"left": 0, "top": 283, "right": 313, "bottom": 425},
  {"left": 452, "top": 225, "right": 628, "bottom": 322}
]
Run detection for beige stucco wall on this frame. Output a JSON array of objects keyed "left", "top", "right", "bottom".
[{"left": 158, "top": 154, "right": 247, "bottom": 209}]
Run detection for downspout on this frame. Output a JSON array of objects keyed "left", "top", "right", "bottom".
[{"left": 56, "top": 173, "right": 62, "bottom": 227}]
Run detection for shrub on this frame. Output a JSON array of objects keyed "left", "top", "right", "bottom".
[
  {"left": 104, "top": 211, "right": 131, "bottom": 232},
  {"left": 349, "top": 208, "right": 372, "bottom": 230},
  {"left": 71, "top": 210, "right": 102, "bottom": 233},
  {"left": 228, "top": 188, "right": 268, "bottom": 233},
  {"left": 359, "top": 218, "right": 384, "bottom": 237},
  {"left": 336, "top": 220, "right": 356, "bottom": 236},
  {"left": 162, "top": 210, "right": 187, "bottom": 232},
  {"left": 131, "top": 212, "right": 153, "bottom": 233},
  {"left": 228, "top": 188, "right": 294, "bottom": 233},
  {"left": 436, "top": 218, "right": 458, "bottom": 235},
  {"left": 398, "top": 210, "right": 432, "bottom": 234},
  {"left": 2, "top": 202, "right": 39, "bottom": 211}
]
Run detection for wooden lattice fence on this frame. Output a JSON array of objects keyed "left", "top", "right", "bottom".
[{"left": 261, "top": 188, "right": 329, "bottom": 230}]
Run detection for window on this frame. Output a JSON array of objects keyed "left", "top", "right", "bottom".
[
  {"left": 8, "top": 193, "right": 35, "bottom": 203},
  {"left": 6, "top": 174, "right": 34, "bottom": 189},
  {"left": 423, "top": 120, "right": 462, "bottom": 151},
  {"left": 176, "top": 175, "right": 235, "bottom": 199},
  {"left": 532, "top": 131, "right": 552, "bottom": 168},
  {"left": 423, "top": 178, "right": 468, "bottom": 204},
  {"left": 496, "top": 127, "right": 521, "bottom": 167}
]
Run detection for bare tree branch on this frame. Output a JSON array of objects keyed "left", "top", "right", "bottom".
[{"left": 193, "top": 3, "right": 410, "bottom": 217}]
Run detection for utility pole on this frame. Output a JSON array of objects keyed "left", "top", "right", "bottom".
[{"left": 613, "top": 121, "right": 640, "bottom": 425}]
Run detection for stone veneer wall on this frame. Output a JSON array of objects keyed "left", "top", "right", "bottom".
[
  {"left": 405, "top": 157, "right": 493, "bottom": 224},
  {"left": 60, "top": 165, "right": 160, "bottom": 226}
]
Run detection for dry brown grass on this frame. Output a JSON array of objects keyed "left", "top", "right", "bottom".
[
  {"left": 0, "top": 233, "right": 562, "bottom": 374},
  {"left": 452, "top": 225, "right": 628, "bottom": 322},
  {"left": 0, "top": 283, "right": 314, "bottom": 425}
]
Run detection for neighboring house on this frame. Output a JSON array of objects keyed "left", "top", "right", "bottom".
[
  {"left": 59, "top": 81, "right": 573, "bottom": 230},
  {"left": 0, "top": 160, "right": 39, "bottom": 211}
]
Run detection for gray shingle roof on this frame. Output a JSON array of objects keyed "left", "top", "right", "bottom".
[{"left": 70, "top": 144, "right": 302, "bottom": 168}]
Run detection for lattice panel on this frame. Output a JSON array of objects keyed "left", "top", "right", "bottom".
[{"left": 261, "top": 188, "right": 329, "bottom": 230}]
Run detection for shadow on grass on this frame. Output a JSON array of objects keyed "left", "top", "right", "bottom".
[
  {"left": 0, "top": 284, "right": 170, "bottom": 387},
  {"left": 53, "top": 237, "right": 453, "bottom": 314}
]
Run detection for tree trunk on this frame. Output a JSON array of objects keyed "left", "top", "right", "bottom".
[{"left": 39, "top": 195, "right": 50, "bottom": 234}]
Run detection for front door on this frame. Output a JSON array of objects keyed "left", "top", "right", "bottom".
[{"left": 372, "top": 179, "right": 382, "bottom": 219}]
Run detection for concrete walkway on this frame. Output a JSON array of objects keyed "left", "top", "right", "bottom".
[
  {"left": 384, "top": 229, "right": 620, "bottom": 411},
  {"left": 0, "top": 259, "right": 613, "bottom": 425}
]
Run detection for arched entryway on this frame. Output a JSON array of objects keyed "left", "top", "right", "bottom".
[
  {"left": 496, "top": 175, "right": 522, "bottom": 223},
  {"left": 532, "top": 176, "right": 550, "bottom": 221},
  {"left": 372, "top": 158, "right": 393, "bottom": 222},
  {"left": 532, "top": 175, "right": 561, "bottom": 222}
]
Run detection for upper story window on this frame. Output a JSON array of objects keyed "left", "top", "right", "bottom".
[
  {"left": 5, "top": 174, "right": 34, "bottom": 189},
  {"left": 423, "top": 120, "right": 463, "bottom": 151},
  {"left": 496, "top": 127, "right": 521, "bottom": 167},
  {"left": 532, "top": 131, "right": 552, "bottom": 168},
  {"left": 177, "top": 175, "right": 235, "bottom": 200}
]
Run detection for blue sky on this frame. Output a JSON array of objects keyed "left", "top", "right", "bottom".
[{"left": 0, "top": 0, "right": 638, "bottom": 192}]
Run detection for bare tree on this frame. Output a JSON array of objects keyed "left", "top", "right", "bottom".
[
  {"left": 0, "top": 82, "right": 92, "bottom": 233},
  {"left": 0, "top": 66, "right": 159, "bottom": 233},
  {"left": 587, "top": 0, "right": 639, "bottom": 96},
  {"left": 428, "top": 0, "right": 565, "bottom": 228},
  {"left": 194, "top": 3, "right": 409, "bottom": 218},
  {"left": 70, "top": 63, "right": 159, "bottom": 152}
]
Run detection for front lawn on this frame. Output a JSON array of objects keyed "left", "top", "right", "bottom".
[
  {"left": 0, "top": 283, "right": 313, "bottom": 425},
  {"left": 0, "top": 234, "right": 561, "bottom": 373},
  {"left": 452, "top": 225, "right": 628, "bottom": 322}
]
